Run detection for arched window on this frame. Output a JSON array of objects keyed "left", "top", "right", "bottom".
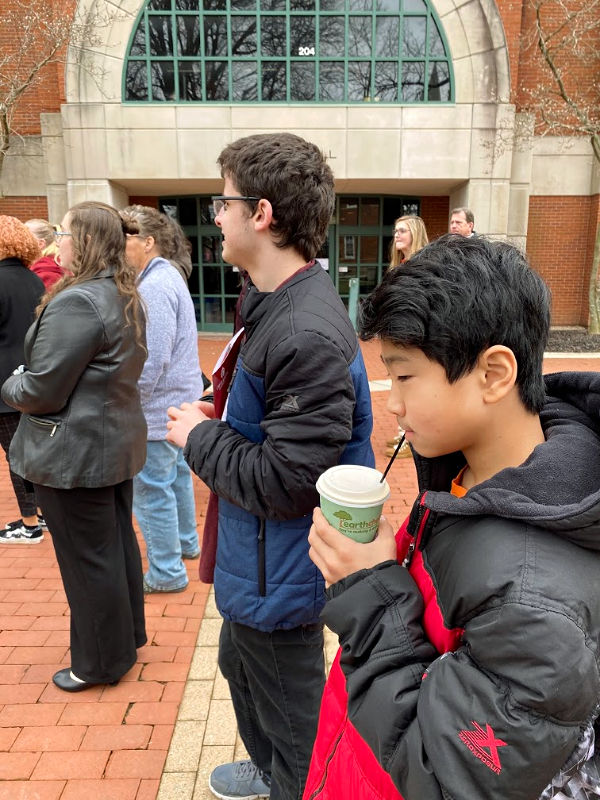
[{"left": 124, "top": 0, "right": 453, "bottom": 103}]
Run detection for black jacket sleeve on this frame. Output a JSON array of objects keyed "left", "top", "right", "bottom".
[
  {"left": 1, "top": 291, "right": 104, "bottom": 415},
  {"left": 323, "top": 562, "right": 597, "bottom": 800},
  {"left": 184, "top": 330, "right": 356, "bottom": 520}
]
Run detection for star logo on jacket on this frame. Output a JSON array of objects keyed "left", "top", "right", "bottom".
[
  {"left": 280, "top": 395, "right": 300, "bottom": 412},
  {"left": 459, "top": 721, "right": 507, "bottom": 774}
]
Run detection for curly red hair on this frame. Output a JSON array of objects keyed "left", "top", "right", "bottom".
[{"left": 0, "top": 215, "right": 41, "bottom": 266}]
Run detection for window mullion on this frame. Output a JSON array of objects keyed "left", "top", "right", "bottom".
[
  {"left": 343, "top": 7, "right": 349, "bottom": 102},
  {"left": 227, "top": 5, "right": 233, "bottom": 101},
  {"left": 285, "top": 0, "right": 291, "bottom": 102},
  {"left": 371, "top": 7, "right": 376, "bottom": 101},
  {"left": 172, "top": 9, "right": 179, "bottom": 100},
  {"left": 255, "top": 8, "right": 262, "bottom": 102},
  {"left": 200, "top": 6, "right": 206, "bottom": 101},
  {"left": 424, "top": 9, "right": 430, "bottom": 101},
  {"left": 144, "top": 10, "right": 153, "bottom": 101},
  {"left": 314, "top": 0, "right": 320, "bottom": 101}
]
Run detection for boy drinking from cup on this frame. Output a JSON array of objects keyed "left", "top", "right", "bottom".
[{"left": 306, "top": 235, "right": 600, "bottom": 800}]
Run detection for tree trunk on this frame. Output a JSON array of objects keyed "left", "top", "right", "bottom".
[
  {"left": 588, "top": 223, "right": 600, "bottom": 334},
  {"left": 0, "top": 104, "right": 9, "bottom": 200}
]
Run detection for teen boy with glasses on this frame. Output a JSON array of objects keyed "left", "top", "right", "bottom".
[{"left": 167, "top": 133, "right": 375, "bottom": 800}]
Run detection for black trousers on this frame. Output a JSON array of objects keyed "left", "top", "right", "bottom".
[
  {"left": 35, "top": 480, "right": 147, "bottom": 683},
  {"left": 0, "top": 412, "right": 37, "bottom": 518},
  {"left": 218, "top": 619, "right": 325, "bottom": 800}
]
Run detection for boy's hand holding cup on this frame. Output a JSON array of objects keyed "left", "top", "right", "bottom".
[{"left": 310, "top": 465, "right": 395, "bottom": 586}]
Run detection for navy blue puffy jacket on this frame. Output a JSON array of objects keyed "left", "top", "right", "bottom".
[{"left": 185, "top": 263, "right": 374, "bottom": 631}]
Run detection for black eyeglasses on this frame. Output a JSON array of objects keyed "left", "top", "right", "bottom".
[{"left": 211, "top": 195, "right": 260, "bottom": 217}]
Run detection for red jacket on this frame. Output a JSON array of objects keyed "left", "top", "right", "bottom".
[
  {"left": 303, "top": 511, "right": 463, "bottom": 800},
  {"left": 30, "top": 256, "right": 66, "bottom": 289}
]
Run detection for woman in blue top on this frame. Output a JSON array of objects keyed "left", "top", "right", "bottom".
[{"left": 121, "top": 205, "right": 204, "bottom": 593}]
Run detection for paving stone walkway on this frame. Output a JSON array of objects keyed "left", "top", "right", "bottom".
[{"left": 0, "top": 335, "right": 597, "bottom": 799}]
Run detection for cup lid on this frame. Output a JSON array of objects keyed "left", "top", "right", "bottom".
[{"left": 316, "top": 465, "right": 390, "bottom": 507}]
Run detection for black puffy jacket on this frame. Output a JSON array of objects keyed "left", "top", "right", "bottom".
[
  {"left": 1, "top": 268, "right": 147, "bottom": 488},
  {"left": 323, "top": 371, "right": 600, "bottom": 800},
  {"left": 185, "top": 263, "right": 375, "bottom": 631}
]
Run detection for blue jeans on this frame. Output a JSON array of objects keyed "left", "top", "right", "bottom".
[{"left": 133, "top": 440, "right": 199, "bottom": 591}]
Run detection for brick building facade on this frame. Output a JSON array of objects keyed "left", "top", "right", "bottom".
[{"left": 1, "top": 0, "right": 598, "bottom": 330}]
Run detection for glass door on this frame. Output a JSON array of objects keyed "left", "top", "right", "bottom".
[
  {"left": 159, "top": 193, "right": 421, "bottom": 331},
  {"left": 335, "top": 195, "right": 420, "bottom": 308}
]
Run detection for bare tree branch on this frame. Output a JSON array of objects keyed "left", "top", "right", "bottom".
[
  {"left": 0, "top": 0, "right": 119, "bottom": 194},
  {"left": 521, "top": 0, "right": 600, "bottom": 330}
]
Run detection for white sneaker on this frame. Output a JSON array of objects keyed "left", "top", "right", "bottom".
[{"left": 0, "top": 520, "right": 44, "bottom": 544}]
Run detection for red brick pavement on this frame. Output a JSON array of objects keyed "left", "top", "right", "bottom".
[{"left": 0, "top": 335, "right": 597, "bottom": 798}]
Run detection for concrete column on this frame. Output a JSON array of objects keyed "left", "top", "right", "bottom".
[
  {"left": 67, "top": 179, "right": 129, "bottom": 209},
  {"left": 41, "top": 113, "right": 68, "bottom": 223},
  {"left": 507, "top": 112, "right": 534, "bottom": 251}
]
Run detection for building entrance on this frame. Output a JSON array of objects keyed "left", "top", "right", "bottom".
[{"left": 159, "top": 193, "right": 420, "bottom": 331}]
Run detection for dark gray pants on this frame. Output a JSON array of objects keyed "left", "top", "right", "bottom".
[
  {"left": 0, "top": 413, "right": 37, "bottom": 518},
  {"left": 35, "top": 480, "right": 147, "bottom": 683},
  {"left": 218, "top": 619, "right": 326, "bottom": 800}
]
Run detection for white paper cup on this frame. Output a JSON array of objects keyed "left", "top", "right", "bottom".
[{"left": 316, "top": 465, "right": 390, "bottom": 543}]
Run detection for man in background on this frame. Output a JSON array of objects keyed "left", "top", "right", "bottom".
[{"left": 449, "top": 207, "right": 476, "bottom": 237}]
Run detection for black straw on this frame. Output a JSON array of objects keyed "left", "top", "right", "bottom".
[{"left": 380, "top": 434, "right": 405, "bottom": 483}]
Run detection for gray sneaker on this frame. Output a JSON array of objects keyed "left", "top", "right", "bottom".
[{"left": 208, "top": 760, "right": 271, "bottom": 800}]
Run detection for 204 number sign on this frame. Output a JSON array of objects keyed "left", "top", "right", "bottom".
[{"left": 298, "top": 46, "right": 316, "bottom": 56}]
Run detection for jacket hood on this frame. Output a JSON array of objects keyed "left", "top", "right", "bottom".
[{"left": 415, "top": 371, "right": 600, "bottom": 551}]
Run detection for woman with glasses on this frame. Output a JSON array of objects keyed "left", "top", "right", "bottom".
[
  {"left": 2, "top": 201, "right": 148, "bottom": 692},
  {"left": 389, "top": 214, "right": 429, "bottom": 268},
  {"left": 120, "top": 204, "right": 203, "bottom": 594},
  {"left": 386, "top": 215, "right": 429, "bottom": 458}
]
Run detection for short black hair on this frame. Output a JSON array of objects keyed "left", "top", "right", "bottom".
[
  {"left": 359, "top": 235, "right": 550, "bottom": 413},
  {"left": 217, "top": 133, "right": 335, "bottom": 262}
]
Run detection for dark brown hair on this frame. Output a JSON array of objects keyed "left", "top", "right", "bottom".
[
  {"left": 38, "top": 202, "right": 144, "bottom": 343},
  {"left": 217, "top": 133, "right": 335, "bottom": 262},
  {"left": 450, "top": 207, "right": 474, "bottom": 225}
]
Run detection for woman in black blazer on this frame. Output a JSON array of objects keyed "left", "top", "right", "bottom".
[{"left": 2, "top": 202, "right": 148, "bottom": 692}]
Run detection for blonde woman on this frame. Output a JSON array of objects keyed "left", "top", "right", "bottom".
[
  {"left": 24, "top": 218, "right": 67, "bottom": 289},
  {"left": 386, "top": 215, "right": 429, "bottom": 458},
  {"left": 389, "top": 214, "right": 429, "bottom": 268}
]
